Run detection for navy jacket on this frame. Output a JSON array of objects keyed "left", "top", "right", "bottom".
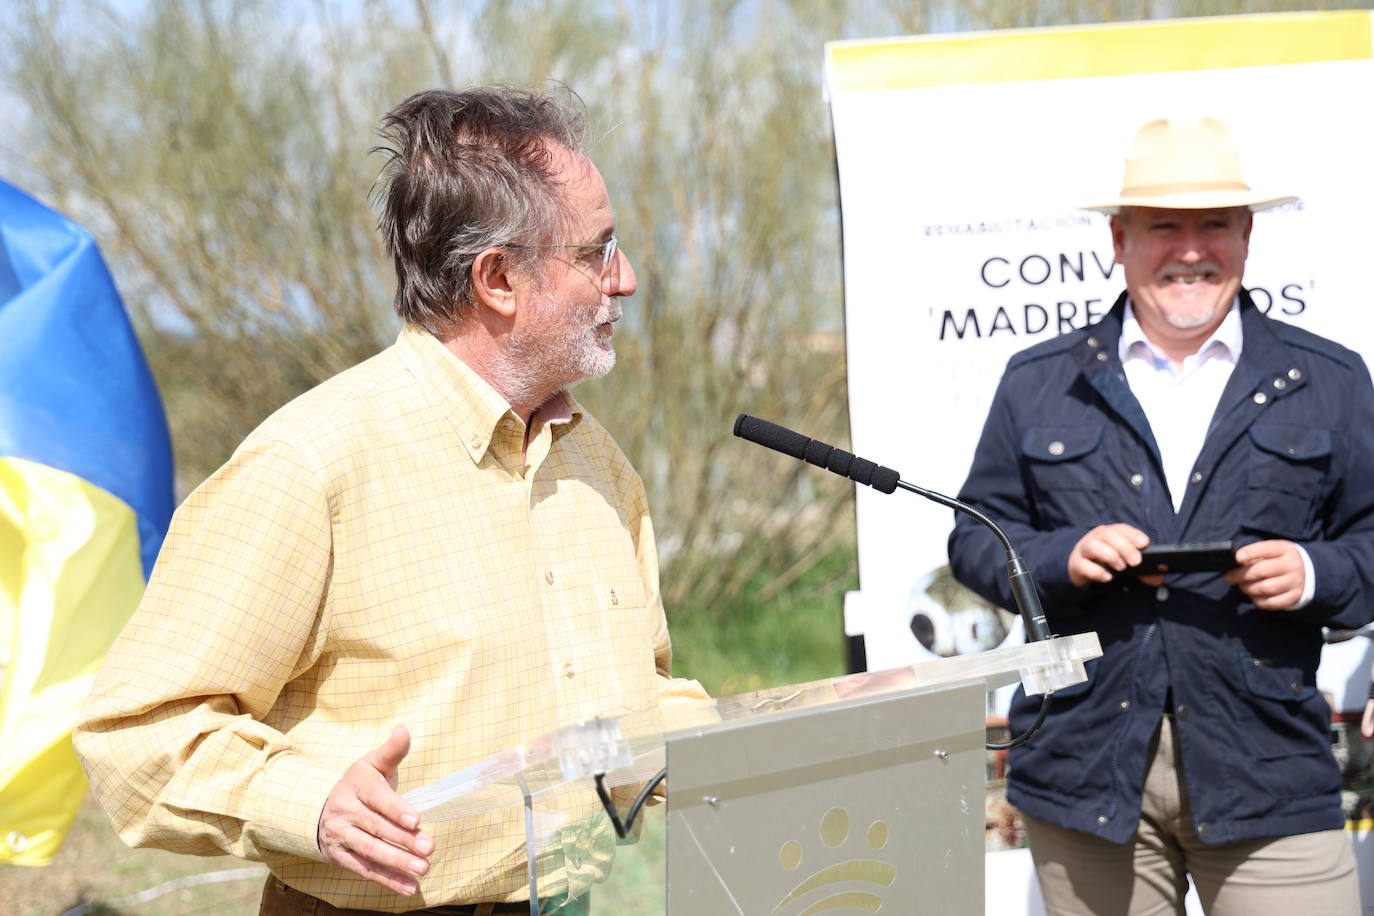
[{"left": 949, "top": 292, "right": 1374, "bottom": 845}]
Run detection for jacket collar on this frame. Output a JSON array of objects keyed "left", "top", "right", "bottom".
[{"left": 1073, "top": 293, "right": 1162, "bottom": 466}]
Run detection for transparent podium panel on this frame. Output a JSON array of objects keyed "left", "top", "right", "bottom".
[{"left": 403, "top": 633, "right": 1101, "bottom": 915}]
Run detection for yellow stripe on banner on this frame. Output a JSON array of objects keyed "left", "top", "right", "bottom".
[
  {"left": 0, "top": 456, "right": 144, "bottom": 865},
  {"left": 827, "top": 11, "right": 1372, "bottom": 92}
]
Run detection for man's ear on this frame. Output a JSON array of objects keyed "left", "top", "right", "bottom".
[
  {"left": 469, "top": 248, "right": 518, "bottom": 319},
  {"left": 1110, "top": 213, "right": 1128, "bottom": 264}
]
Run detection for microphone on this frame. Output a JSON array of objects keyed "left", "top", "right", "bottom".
[
  {"left": 733, "top": 414, "right": 899, "bottom": 494},
  {"left": 733, "top": 414, "right": 1052, "bottom": 643}
]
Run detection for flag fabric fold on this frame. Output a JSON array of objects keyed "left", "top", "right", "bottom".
[{"left": 0, "top": 179, "right": 173, "bottom": 865}]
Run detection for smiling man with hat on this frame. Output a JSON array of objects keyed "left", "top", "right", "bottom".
[{"left": 949, "top": 117, "right": 1374, "bottom": 914}]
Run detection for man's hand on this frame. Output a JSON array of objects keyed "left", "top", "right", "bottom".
[
  {"left": 317, "top": 725, "right": 434, "bottom": 895},
  {"left": 1226, "top": 540, "right": 1305, "bottom": 610},
  {"left": 1068, "top": 524, "right": 1163, "bottom": 588}
]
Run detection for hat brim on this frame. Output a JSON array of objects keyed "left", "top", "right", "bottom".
[{"left": 1080, "top": 190, "right": 1298, "bottom": 215}]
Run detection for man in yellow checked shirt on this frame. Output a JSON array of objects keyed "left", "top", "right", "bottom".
[{"left": 74, "top": 86, "right": 703, "bottom": 916}]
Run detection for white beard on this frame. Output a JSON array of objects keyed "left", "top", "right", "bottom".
[
  {"left": 1161, "top": 301, "right": 1224, "bottom": 330},
  {"left": 490, "top": 289, "right": 617, "bottom": 408}
]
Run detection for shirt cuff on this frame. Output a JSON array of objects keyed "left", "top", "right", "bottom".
[
  {"left": 245, "top": 753, "right": 340, "bottom": 861},
  {"left": 1288, "top": 543, "right": 1317, "bottom": 611}
]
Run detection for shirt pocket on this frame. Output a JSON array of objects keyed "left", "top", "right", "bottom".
[
  {"left": 1021, "top": 424, "right": 1106, "bottom": 529},
  {"left": 1243, "top": 422, "right": 1332, "bottom": 540}
]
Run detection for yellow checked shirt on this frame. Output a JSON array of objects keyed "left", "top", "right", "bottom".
[{"left": 75, "top": 326, "right": 696, "bottom": 911}]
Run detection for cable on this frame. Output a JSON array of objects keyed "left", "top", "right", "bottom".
[
  {"left": 986, "top": 691, "right": 1053, "bottom": 751},
  {"left": 594, "top": 768, "right": 668, "bottom": 839}
]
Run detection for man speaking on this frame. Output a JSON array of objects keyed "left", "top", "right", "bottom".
[
  {"left": 75, "top": 86, "right": 701, "bottom": 915},
  {"left": 950, "top": 117, "right": 1374, "bottom": 914}
]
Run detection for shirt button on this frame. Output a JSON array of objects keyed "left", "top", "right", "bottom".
[
  {"left": 1288, "top": 368, "right": 1302, "bottom": 381},
  {"left": 1176, "top": 704, "right": 1191, "bottom": 719},
  {"left": 1191, "top": 472, "right": 1203, "bottom": 484},
  {"left": 1130, "top": 473, "right": 1144, "bottom": 487},
  {"left": 1253, "top": 392, "right": 1268, "bottom": 405},
  {"left": 545, "top": 569, "right": 555, "bottom": 585},
  {"left": 1156, "top": 586, "right": 1169, "bottom": 602},
  {"left": 1048, "top": 441, "right": 1066, "bottom": 456}
]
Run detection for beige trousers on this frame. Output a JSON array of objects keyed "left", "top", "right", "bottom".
[{"left": 1023, "top": 715, "right": 1359, "bottom": 916}]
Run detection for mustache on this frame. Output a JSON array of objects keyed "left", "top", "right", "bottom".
[{"left": 1158, "top": 261, "right": 1220, "bottom": 278}]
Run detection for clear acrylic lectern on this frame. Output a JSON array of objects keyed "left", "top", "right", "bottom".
[{"left": 404, "top": 632, "right": 1100, "bottom": 915}]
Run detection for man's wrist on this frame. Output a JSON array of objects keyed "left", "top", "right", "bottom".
[
  {"left": 1288, "top": 543, "right": 1316, "bottom": 611},
  {"left": 246, "top": 753, "right": 340, "bottom": 862}
]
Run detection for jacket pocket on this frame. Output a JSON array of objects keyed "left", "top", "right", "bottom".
[
  {"left": 1243, "top": 423, "right": 1332, "bottom": 539},
  {"left": 1239, "top": 654, "right": 1316, "bottom": 703},
  {"left": 1237, "top": 654, "right": 1338, "bottom": 799},
  {"left": 1021, "top": 424, "right": 1105, "bottom": 528}
]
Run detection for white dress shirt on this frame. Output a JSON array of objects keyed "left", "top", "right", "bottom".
[{"left": 1119, "top": 299, "right": 1314, "bottom": 607}]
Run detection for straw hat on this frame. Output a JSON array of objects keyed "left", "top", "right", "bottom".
[{"left": 1082, "top": 117, "right": 1297, "bottom": 214}]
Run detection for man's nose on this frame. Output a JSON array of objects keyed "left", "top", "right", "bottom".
[
  {"left": 1176, "top": 226, "right": 1206, "bottom": 261},
  {"left": 606, "top": 246, "right": 637, "bottom": 297}
]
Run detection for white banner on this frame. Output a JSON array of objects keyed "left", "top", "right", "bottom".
[{"left": 826, "top": 11, "right": 1374, "bottom": 712}]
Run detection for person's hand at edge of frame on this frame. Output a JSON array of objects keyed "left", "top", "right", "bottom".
[{"left": 317, "top": 725, "right": 434, "bottom": 895}]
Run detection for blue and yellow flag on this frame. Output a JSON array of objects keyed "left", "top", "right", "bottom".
[{"left": 0, "top": 180, "right": 173, "bottom": 865}]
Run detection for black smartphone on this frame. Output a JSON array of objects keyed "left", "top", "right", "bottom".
[{"left": 1134, "top": 541, "right": 1237, "bottom": 573}]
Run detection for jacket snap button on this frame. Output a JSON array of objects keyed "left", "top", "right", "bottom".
[
  {"left": 1191, "top": 472, "right": 1202, "bottom": 484},
  {"left": 1291, "top": 681, "right": 1302, "bottom": 695},
  {"left": 1253, "top": 392, "right": 1268, "bottom": 405},
  {"left": 1176, "top": 704, "right": 1191, "bottom": 719},
  {"left": 1096, "top": 351, "right": 1109, "bottom": 362},
  {"left": 1087, "top": 337, "right": 1099, "bottom": 348},
  {"left": 1156, "top": 586, "right": 1169, "bottom": 601},
  {"left": 1048, "top": 441, "right": 1065, "bottom": 456},
  {"left": 1273, "top": 378, "right": 1287, "bottom": 390},
  {"left": 1097, "top": 815, "right": 1108, "bottom": 825},
  {"left": 1198, "top": 823, "right": 1210, "bottom": 836},
  {"left": 1288, "top": 368, "right": 1302, "bottom": 380},
  {"left": 1120, "top": 700, "right": 1130, "bottom": 710},
  {"left": 1130, "top": 473, "right": 1144, "bottom": 487}
]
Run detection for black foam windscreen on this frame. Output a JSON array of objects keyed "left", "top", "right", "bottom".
[
  {"left": 733, "top": 414, "right": 901, "bottom": 495},
  {"left": 733, "top": 414, "right": 808, "bottom": 460}
]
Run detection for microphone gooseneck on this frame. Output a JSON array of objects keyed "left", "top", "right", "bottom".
[
  {"left": 733, "top": 413, "right": 1056, "bottom": 751},
  {"left": 733, "top": 413, "right": 1052, "bottom": 644}
]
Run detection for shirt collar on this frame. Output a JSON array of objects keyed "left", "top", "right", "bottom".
[
  {"left": 394, "top": 325, "right": 583, "bottom": 465},
  {"left": 1119, "top": 296, "right": 1244, "bottom": 369}
]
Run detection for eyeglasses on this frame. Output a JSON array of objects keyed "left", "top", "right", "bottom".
[{"left": 503, "top": 236, "right": 619, "bottom": 274}]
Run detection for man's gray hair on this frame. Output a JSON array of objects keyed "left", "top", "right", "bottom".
[{"left": 373, "top": 86, "right": 587, "bottom": 334}]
